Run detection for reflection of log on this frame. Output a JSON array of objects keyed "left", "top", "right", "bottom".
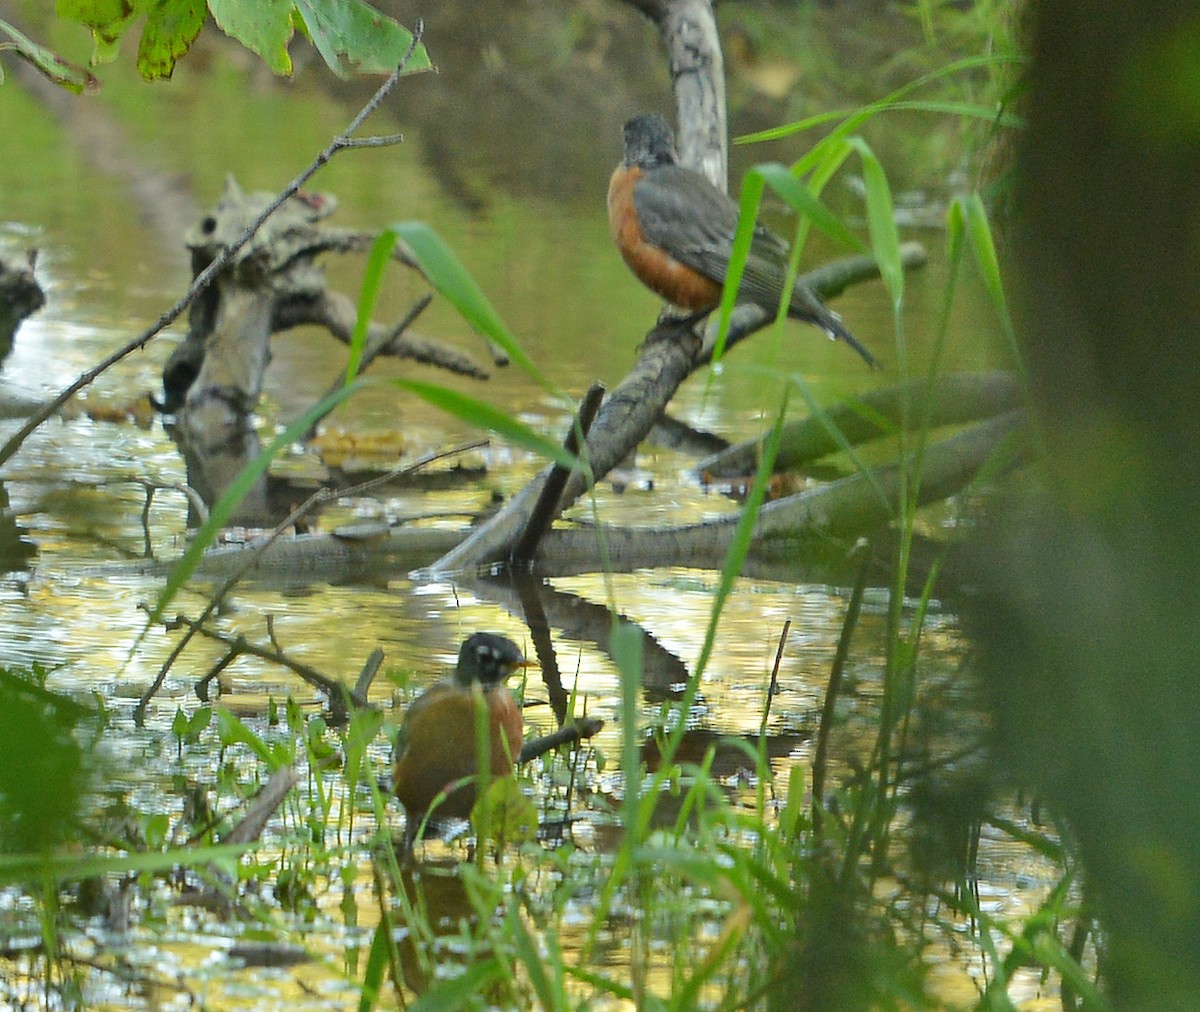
[
  {"left": 642, "top": 728, "right": 811, "bottom": 776},
  {"left": 476, "top": 573, "right": 693, "bottom": 696},
  {"left": 0, "top": 252, "right": 44, "bottom": 362}
]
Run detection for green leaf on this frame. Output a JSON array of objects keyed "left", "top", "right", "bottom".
[
  {"left": 136, "top": 0, "right": 205, "bottom": 80},
  {"left": 189, "top": 704, "right": 213, "bottom": 738},
  {"left": 56, "top": 0, "right": 137, "bottom": 36},
  {"left": 389, "top": 378, "right": 580, "bottom": 470},
  {"left": 293, "top": 0, "right": 430, "bottom": 77},
  {"left": 216, "top": 708, "right": 276, "bottom": 766},
  {"left": 56, "top": 0, "right": 139, "bottom": 64},
  {"left": 345, "top": 229, "right": 396, "bottom": 384},
  {"left": 209, "top": 0, "right": 294, "bottom": 76},
  {"left": 847, "top": 137, "right": 903, "bottom": 309},
  {"left": 0, "top": 17, "right": 99, "bottom": 92},
  {"left": 471, "top": 777, "right": 537, "bottom": 846},
  {"left": 391, "top": 221, "right": 556, "bottom": 393},
  {"left": 754, "top": 162, "right": 865, "bottom": 253}
]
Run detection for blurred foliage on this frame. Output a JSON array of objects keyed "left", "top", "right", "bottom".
[{"left": 0, "top": 667, "right": 96, "bottom": 854}]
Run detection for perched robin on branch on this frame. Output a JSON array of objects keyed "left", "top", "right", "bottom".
[
  {"left": 607, "top": 113, "right": 876, "bottom": 367},
  {"left": 393, "top": 632, "right": 528, "bottom": 852}
]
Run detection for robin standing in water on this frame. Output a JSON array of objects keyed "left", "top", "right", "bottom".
[
  {"left": 607, "top": 113, "right": 875, "bottom": 366},
  {"left": 393, "top": 632, "right": 528, "bottom": 853}
]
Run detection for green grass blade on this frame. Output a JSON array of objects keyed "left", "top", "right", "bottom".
[
  {"left": 960, "top": 194, "right": 1008, "bottom": 324},
  {"left": 962, "top": 193, "right": 1013, "bottom": 344},
  {"left": 392, "top": 221, "right": 556, "bottom": 393},
  {"left": 409, "top": 956, "right": 505, "bottom": 1011},
  {"left": 509, "top": 898, "right": 564, "bottom": 1010},
  {"left": 0, "top": 842, "right": 252, "bottom": 885},
  {"left": 357, "top": 919, "right": 390, "bottom": 1012},
  {"left": 389, "top": 378, "right": 580, "bottom": 470},
  {"left": 736, "top": 54, "right": 1027, "bottom": 146},
  {"left": 754, "top": 163, "right": 865, "bottom": 253},
  {"left": 612, "top": 621, "right": 644, "bottom": 842},
  {"left": 711, "top": 171, "right": 765, "bottom": 364},
  {"left": 847, "top": 138, "right": 903, "bottom": 310},
  {"left": 1029, "top": 932, "right": 1107, "bottom": 1010},
  {"left": 712, "top": 162, "right": 863, "bottom": 366},
  {"left": 882, "top": 98, "right": 1025, "bottom": 128},
  {"left": 345, "top": 229, "right": 397, "bottom": 384}
]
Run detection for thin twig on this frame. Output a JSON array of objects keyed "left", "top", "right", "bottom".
[
  {"left": 181, "top": 614, "right": 365, "bottom": 718},
  {"left": 354, "top": 647, "right": 386, "bottom": 699},
  {"left": 0, "top": 21, "right": 425, "bottom": 468},
  {"left": 758, "top": 619, "right": 790, "bottom": 740},
  {"left": 193, "top": 649, "right": 239, "bottom": 702},
  {"left": 517, "top": 717, "right": 605, "bottom": 764}
]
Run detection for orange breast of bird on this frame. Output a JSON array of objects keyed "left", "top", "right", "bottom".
[
  {"left": 608, "top": 164, "right": 722, "bottom": 312},
  {"left": 393, "top": 684, "right": 523, "bottom": 822}
]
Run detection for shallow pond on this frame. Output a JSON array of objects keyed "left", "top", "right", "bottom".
[{"left": 0, "top": 9, "right": 1058, "bottom": 1008}]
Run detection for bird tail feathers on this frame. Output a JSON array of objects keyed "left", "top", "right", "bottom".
[{"left": 813, "top": 306, "right": 877, "bottom": 369}]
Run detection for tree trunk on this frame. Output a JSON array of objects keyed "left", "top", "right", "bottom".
[{"left": 966, "top": 3, "right": 1200, "bottom": 1005}]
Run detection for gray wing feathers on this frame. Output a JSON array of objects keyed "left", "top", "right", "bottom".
[
  {"left": 631, "top": 166, "right": 800, "bottom": 311},
  {"left": 632, "top": 166, "right": 739, "bottom": 273},
  {"left": 632, "top": 164, "right": 876, "bottom": 365}
]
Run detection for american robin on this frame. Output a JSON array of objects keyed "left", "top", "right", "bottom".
[
  {"left": 393, "top": 632, "right": 528, "bottom": 852},
  {"left": 608, "top": 113, "right": 876, "bottom": 366}
]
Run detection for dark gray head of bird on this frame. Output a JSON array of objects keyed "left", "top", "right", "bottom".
[
  {"left": 622, "top": 114, "right": 677, "bottom": 169},
  {"left": 455, "top": 632, "right": 527, "bottom": 687}
]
